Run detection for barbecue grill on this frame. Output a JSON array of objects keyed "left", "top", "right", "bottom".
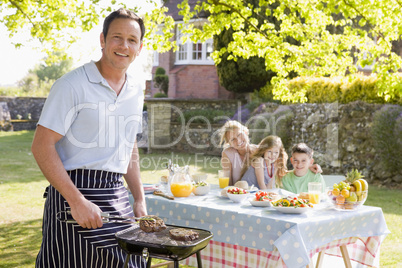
[{"left": 115, "top": 224, "right": 213, "bottom": 268}]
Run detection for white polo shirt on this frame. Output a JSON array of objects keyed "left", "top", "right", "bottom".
[{"left": 38, "top": 61, "right": 144, "bottom": 174}]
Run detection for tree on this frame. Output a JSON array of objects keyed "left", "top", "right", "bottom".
[
  {"left": 0, "top": 0, "right": 144, "bottom": 55},
  {"left": 34, "top": 53, "right": 73, "bottom": 84},
  {"left": 18, "top": 53, "right": 73, "bottom": 95},
  {"left": 213, "top": 0, "right": 276, "bottom": 94},
  {"left": 144, "top": 0, "right": 402, "bottom": 102}
]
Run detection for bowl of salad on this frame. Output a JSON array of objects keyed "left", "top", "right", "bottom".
[
  {"left": 192, "top": 181, "right": 210, "bottom": 196},
  {"left": 226, "top": 187, "right": 249, "bottom": 203},
  {"left": 272, "top": 196, "right": 313, "bottom": 214},
  {"left": 249, "top": 191, "right": 281, "bottom": 207}
]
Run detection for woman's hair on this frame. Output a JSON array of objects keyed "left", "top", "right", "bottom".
[
  {"left": 219, "top": 120, "right": 249, "bottom": 147},
  {"left": 240, "top": 135, "right": 288, "bottom": 186}
]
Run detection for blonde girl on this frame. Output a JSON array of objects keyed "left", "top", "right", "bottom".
[{"left": 240, "top": 136, "right": 288, "bottom": 189}]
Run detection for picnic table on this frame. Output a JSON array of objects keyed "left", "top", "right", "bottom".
[{"left": 142, "top": 185, "right": 389, "bottom": 268}]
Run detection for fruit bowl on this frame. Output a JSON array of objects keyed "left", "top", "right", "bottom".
[{"left": 327, "top": 189, "right": 368, "bottom": 211}]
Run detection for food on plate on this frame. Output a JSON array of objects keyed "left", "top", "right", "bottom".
[
  {"left": 139, "top": 215, "right": 167, "bottom": 233},
  {"left": 234, "top": 181, "right": 249, "bottom": 190},
  {"left": 272, "top": 196, "right": 313, "bottom": 208},
  {"left": 169, "top": 228, "right": 199, "bottom": 241},
  {"left": 254, "top": 191, "right": 280, "bottom": 202},
  {"left": 227, "top": 187, "right": 248, "bottom": 194},
  {"left": 298, "top": 192, "right": 309, "bottom": 200},
  {"left": 192, "top": 181, "right": 210, "bottom": 196},
  {"left": 193, "top": 181, "right": 208, "bottom": 187}
]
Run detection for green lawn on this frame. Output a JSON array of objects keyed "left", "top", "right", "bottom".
[{"left": 0, "top": 131, "right": 401, "bottom": 267}]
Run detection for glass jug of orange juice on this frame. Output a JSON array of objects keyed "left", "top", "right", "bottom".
[{"left": 170, "top": 166, "right": 193, "bottom": 197}]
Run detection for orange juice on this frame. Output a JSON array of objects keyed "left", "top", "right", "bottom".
[
  {"left": 170, "top": 182, "right": 193, "bottom": 197},
  {"left": 309, "top": 192, "right": 320, "bottom": 204},
  {"left": 219, "top": 177, "right": 230, "bottom": 188}
]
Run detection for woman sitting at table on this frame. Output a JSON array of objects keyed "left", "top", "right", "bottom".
[
  {"left": 219, "top": 120, "right": 258, "bottom": 186},
  {"left": 220, "top": 120, "right": 322, "bottom": 186}
]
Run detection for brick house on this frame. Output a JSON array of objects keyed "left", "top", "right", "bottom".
[{"left": 148, "top": 0, "right": 234, "bottom": 99}]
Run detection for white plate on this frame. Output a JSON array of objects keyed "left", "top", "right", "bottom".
[
  {"left": 273, "top": 206, "right": 312, "bottom": 214},
  {"left": 143, "top": 184, "right": 159, "bottom": 194},
  {"left": 248, "top": 186, "right": 258, "bottom": 193},
  {"left": 249, "top": 198, "right": 272, "bottom": 207}
]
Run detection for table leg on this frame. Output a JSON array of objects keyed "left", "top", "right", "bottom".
[
  {"left": 339, "top": 245, "right": 352, "bottom": 268},
  {"left": 196, "top": 251, "right": 203, "bottom": 268},
  {"left": 316, "top": 250, "right": 325, "bottom": 268}
]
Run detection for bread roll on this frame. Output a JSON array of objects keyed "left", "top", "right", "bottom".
[
  {"left": 221, "top": 189, "right": 228, "bottom": 197},
  {"left": 160, "top": 176, "right": 168, "bottom": 183},
  {"left": 299, "top": 192, "right": 309, "bottom": 199},
  {"left": 234, "top": 181, "right": 249, "bottom": 190}
]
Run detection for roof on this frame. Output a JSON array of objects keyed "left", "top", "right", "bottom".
[{"left": 163, "top": 0, "right": 209, "bottom": 21}]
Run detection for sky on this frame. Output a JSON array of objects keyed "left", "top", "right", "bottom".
[{"left": 0, "top": 2, "right": 159, "bottom": 88}]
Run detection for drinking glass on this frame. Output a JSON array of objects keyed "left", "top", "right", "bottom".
[
  {"left": 308, "top": 182, "right": 322, "bottom": 204},
  {"left": 218, "top": 170, "right": 230, "bottom": 189}
]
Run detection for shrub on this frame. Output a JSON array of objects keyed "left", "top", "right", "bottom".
[
  {"left": 260, "top": 75, "right": 401, "bottom": 104},
  {"left": 153, "top": 92, "right": 168, "bottom": 98},
  {"left": 154, "top": 67, "right": 169, "bottom": 95},
  {"left": 178, "top": 109, "right": 234, "bottom": 124},
  {"left": 371, "top": 105, "right": 402, "bottom": 171}
]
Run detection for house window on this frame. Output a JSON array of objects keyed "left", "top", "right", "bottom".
[
  {"left": 175, "top": 22, "right": 214, "bottom": 65},
  {"left": 153, "top": 50, "right": 159, "bottom": 66}
]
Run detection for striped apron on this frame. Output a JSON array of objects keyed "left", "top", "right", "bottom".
[{"left": 36, "top": 169, "right": 146, "bottom": 268}]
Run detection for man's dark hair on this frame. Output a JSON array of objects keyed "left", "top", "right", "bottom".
[{"left": 103, "top": 8, "right": 145, "bottom": 41}]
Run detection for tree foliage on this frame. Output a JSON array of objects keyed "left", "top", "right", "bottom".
[
  {"left": 0, "top": 0, "right": 143, "bottom": 57},
  {"left": 213, "top": 0, "right": 277, "bottom": 94},
  {"left": 144, "top": 0, "right": 402, "bottom": 102},
  {"left": 2, "top": 0, "right": 401, "bottom": 102}
]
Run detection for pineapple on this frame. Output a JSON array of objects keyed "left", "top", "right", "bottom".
[
  {"left": 345, "top": 169, "right": 368, "bottom": 201},
  {"left": 345, "top": 169, "right": 364, "bottom": 183}
]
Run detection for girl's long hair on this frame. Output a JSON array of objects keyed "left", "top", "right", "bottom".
[{"left": 240, "top": 135, "right": 288, "bottom": 187}]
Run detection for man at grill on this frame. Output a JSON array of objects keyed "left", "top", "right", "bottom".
[{"left": 32, "top": 8, "right": 147, "bottom": 267}]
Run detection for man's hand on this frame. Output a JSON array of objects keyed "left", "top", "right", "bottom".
[{"left": 70, "top": 198, "right": 103, "bottom": 229}]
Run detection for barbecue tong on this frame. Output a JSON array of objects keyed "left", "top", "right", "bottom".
[{"left": 56, "top": 211, "right": 155, "bottom": 224}]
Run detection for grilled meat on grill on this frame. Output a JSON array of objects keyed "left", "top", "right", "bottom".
[{"left": 139, "top": 215, "right": 166, "bottom": 233}]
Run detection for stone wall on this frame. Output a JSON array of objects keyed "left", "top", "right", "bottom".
[
  {"left": 146, "top": 98, "right": 244, "bottom": 152},
  {"left": 147, "top": 99, "right": 401, "bottom": 185},
  {"left": 0, "top": 97, "right": 46, "bottom": 131}
]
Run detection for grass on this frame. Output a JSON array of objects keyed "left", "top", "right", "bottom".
[{"left": 0, "top": 131, "right": 401, "bottom": 267}]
